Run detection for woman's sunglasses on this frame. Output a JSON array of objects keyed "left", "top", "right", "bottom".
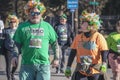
[{"left": 9, "top": 21, "right": 16, "bottom": 23}]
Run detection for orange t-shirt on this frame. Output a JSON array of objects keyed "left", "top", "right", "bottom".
[{"left": 71, "top": 32, "right": 108, "bottom": 75}]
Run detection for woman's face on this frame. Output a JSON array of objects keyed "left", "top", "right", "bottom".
[
  {"left": 80, "top": 21, "right": 90, "bottom": 32},
  {"left": 9, "top": 20, "right": 17, "bottom": 28}
]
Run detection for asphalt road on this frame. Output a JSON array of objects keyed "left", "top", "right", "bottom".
[
  {"left": 0, "top": 54, "right": 71, "bottom": 80},
  {"left": 0, "top": 54, "right": 113, "bottom": 80}
]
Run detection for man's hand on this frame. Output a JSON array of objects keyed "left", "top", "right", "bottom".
[
  {"left": 100, "top": 62, "right": 107, "bottom": 73},
  {"left": 51, "top": 59, "right": 59, "bottom": 68},
  {"left": 11, "top": 57, "right": 18, "bottom": 67},
  {"left": 65, "top": 66, "right": 71, "bottom": 78}
]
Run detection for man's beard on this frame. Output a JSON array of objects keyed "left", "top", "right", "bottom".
[{"left": 30, "top": 18, "right": 40, "bottom": 24}]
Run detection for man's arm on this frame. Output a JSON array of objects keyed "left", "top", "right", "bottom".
[
  {"left": 51, "top": 40, "right": 59, "bottom": 60},
  {"left": 50, "top": 40, "right": 59, "bottom": 67}
]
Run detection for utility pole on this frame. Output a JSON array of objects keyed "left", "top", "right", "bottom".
[{"left": 74, "top": 8, "right": 78, "bottom": 34}]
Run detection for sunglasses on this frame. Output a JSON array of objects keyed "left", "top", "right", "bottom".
[
  {"left": 31, "top": 12, "right": 40, "bottom": 16},
  {"left": 9, "top": 21, "right": 16, "bottom": 23}
]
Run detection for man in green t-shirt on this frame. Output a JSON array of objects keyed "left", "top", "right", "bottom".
[{"left": 11, "top": 1, "right": 59, "bottom": 80}]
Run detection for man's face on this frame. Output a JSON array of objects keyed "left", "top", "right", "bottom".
[
  {"left": 29, "top": 8, "right": 41, "bottom": 24},
  {"left": 60, "top": 18, "right": 67, "bottom": 24}
]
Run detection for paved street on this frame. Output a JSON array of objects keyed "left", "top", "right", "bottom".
[
  {"left": 0, "top": 54, "right": 72, "bottom": 80},
  {"left": 0, "top": 54, "right": 113, "bottom": 80}
]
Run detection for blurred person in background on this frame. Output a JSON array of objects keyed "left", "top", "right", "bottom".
[
  {"left": 11, "top": 1, "right": 59, "bottom": 80},
  {"left": 54, "top": 14, "right": 73, "bottom": 73},
  {"left": 106, "top": 20, "right": 120, "bottom": 80},
  {"left": 64, "top": 10, "right": 109, "bottom": 80},
  {"left": 0, "top": 15, "right": 5, "bottom": 71},
  {"left": 0, "top": 15, "right": 4, "bottom": 38},
  {"left": 3, "top": 14, "right": 19, "bottom": 80},
  {"left": 0, "top": 15, "right": 4, "bottom": 55}
]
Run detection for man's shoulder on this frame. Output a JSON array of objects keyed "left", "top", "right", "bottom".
[
  {"left": 18, "top": 21, "right": 30, "bottom": 28},
  {"left": 42, "top": 21, "right": 54, "bottom": 28},
  {"left": 41, "top": 20, "right": 54, "bottom": 29},
  {"left": 41, "top": 20, "right": 51, "bottom": 25}
]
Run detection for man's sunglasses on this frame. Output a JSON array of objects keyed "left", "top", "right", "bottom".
[{"left": 31, "top": 12, "right": 40, "bottom": 16}]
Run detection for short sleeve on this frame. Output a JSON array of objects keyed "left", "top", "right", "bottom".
[
  {"left": 97, "top": 33, "right": 108, "bottom": 51},
  {"left": 71, "top": 35, "right": 78, "bottom": 49},
  {"left": 48, "top": 24, "right": 58, "bottom": 44},
  {"left": 13, "top": 26, "right": 22, "bottom": 44},
  {"left": 106, "top": 35, "right": 112, "bottom": 49}
]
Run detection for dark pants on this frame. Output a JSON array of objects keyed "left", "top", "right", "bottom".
[
  {"left": 4, "top": 51, "right": 18, "bottom": 80},
  {"left": 72, "top": 71, "right": 100, "bottom": 80},
  {"left": 56, "top": 45, "right": 68, "bottom": 72},
  {"left": 0, "top": 33, "right": 2, "bottom": 38}
]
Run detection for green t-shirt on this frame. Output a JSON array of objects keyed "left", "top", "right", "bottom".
[
  {"left": 13, "top": 20, "right": 57, "bottom": 64},
  {"left": 106, "top": 32, "right": 120, "bottom": 52}
]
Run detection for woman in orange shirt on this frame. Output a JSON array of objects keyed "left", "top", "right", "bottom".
[{"left": 65, "top": 10, "right": 109, "bottom": 80}]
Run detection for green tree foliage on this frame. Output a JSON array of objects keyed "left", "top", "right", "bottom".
[
  {"left": 0, "top": 0, "right": 27, "bottom": 22},
  {"left": 0, "top": 0, "right": 14, "bottom": 21},
  {"left": 102, "top": 0, "right": 120, "bottom": 15},
  {"left": 0, "top": 0, "right": 119, "bottom": 22},
  {"left": 78, "top": 0, "right": 109, "bottom": 15}
]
